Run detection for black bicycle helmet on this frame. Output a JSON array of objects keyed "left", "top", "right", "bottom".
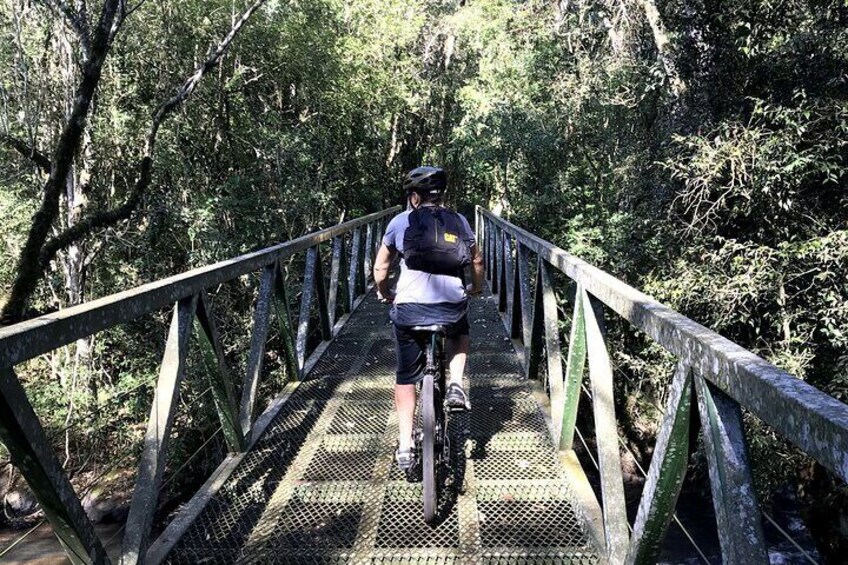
[{"left": 403, "top": 166, "right": 447, "bottom": 196}]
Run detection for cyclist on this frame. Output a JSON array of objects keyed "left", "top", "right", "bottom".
[{"left": 373, "top": 166, "right": 485, "bottom": 471}]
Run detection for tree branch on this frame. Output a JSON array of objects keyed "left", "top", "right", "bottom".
[
  {"left": 3, "top": 0, "right": 270, "bottom": 325},
  {"left": 108, "top": 0, "right": 128, "bottom": 42},
  {"left": 34, "top": 0, "right": 271, "bottom": 291},
  {"left": 0, "top": 134, "right": 51, "bottom": 172},
  {"left": 124, "top": 0, "right": 150, "bottom": 20},
  {"left": 149, "top": 0, "right": 269, "bottom": 138},
  {"left": 39, "top": 159, "right": 150, "bottom": 266},
  {"left": 1, "top": 0, "right": 121, "bottom": 325},
  {"left": 36, "top": 0, "right": 92, "bottom": 61},
  {"left": 638, "top": 0, "right": 686, "bottom": 97}
]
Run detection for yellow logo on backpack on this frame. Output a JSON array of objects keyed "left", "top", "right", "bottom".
[{"left": 444, "top": 232, "right": 458, "bottom": 243}]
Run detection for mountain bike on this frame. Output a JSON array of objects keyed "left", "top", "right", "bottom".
[{"left": 410, "top": 324, "right": 453, "bottom": 523}]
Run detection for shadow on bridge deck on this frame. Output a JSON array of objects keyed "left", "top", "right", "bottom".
[{"left": 164, "top": 290, "right": 600, "bottom": 564}]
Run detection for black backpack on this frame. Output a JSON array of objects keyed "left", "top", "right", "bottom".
[{"left": 403, "top": 206, "right": 471, "bottom": 278}]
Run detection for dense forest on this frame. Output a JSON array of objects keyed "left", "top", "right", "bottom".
[{"left": 1, "top": 0, "right": 846, "bottom": 560}]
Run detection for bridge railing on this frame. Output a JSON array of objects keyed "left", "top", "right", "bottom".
[
  {"left": 475, "top": 206, "right": 848, "bottom": 565},
  {"left": 0, "top": 206, "right": 399, "bottom": 565}
]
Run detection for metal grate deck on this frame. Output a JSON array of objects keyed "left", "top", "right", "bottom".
[{"left": 165, "top": 292, "right": 599, "bottom": 564}]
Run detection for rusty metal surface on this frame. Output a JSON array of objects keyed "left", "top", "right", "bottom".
[{"left": 163, "top": 292, "right": 599, "bottom": 564}]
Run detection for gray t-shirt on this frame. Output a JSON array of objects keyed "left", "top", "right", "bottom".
[{"left": 383, "top": 208, "right": 476, "bottom": 325}]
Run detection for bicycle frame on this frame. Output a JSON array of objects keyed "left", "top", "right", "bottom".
[{"left": 424, "top": 331, "right": 446, "bottom": 395}]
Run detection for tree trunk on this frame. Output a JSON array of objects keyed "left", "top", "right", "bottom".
[
  {"left": 384, "top": 113, "right": 401, "bottom": 207},
  {"left": 638, "top": 0, "right": 686, "bottom": 98},
  {"left": 1, "top": 0, "right": 121, "bottom": 325},
  {"left": 1, "top": 0, "right": 270, "bottom": 326}
]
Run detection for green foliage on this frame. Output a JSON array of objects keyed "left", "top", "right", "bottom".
[
  {"left": 0, "top": 186, "right": 37, "bottom": 289},
  {"left": 665, "top": 95, "right": 848, "bottom": 239}
]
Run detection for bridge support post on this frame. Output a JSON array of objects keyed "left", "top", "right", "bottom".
[
  {"left": 694, "top": 375, "right": 768, "bottom": 564},
  {"left": 490, "top": 226, "right": 496, "bottom": 294},
  {"left": 582, "top": 287, "right": 629, "bottom": 563},
  {"left": 474, "top": 207, "right": 483, "bottom": 254},
  {"left": 498, "top": 232, "right": 510, "bottom": 313},
  {"left": 536, "top": 260, "right": 566, "bottom": 442},
  {"left": 239, "top": 264, "right": 277, "bottom": 438},
  {"left": 488, "top": 220, "right": 495, "bottom": 283},
  {"left": 0, "top": 367, "right": 110, "bottom": 564},
  {"left": 327, "top": 236, "right": 344, "bottom": 329},
  {"left": 526, "top": 258, "right": 544, "bottom": 382},
  {"left": 195, "top": 291, "right": 245, "bottom": 453},
  {"left": 363, "top": 224, "right": 374, "bottom": 285},
  {"left": 560, "top": 283, "right": 586, "bottom": 451},
  {"left": 310, "top": 246, "right": 332, "bottom": 341},
  {"left": 482, "top": 217, "right": 491, "bottom": 281},
  {"left": 625, "top": 361, "right": 693, "bottom": 565},
  {"left": 498, "top": 233, "right": 508, "bottom": 310},
  {"left": 348, "top": 227, "right": 363, "bottom": 311},
  {"left": 271, "top": 261, "right": 300, "bottom": 384},
  {"left": 296, "top": 246, "right": 326, "bottom": 374},
  {"left": 508, "top": 241, "right": 522, "bottom": 340},
  {"left": 122, "top": 295, "right": 198, "bottom": 565},
  {"left": 513, "top": 243, "right": 533, "bottom": 349}
]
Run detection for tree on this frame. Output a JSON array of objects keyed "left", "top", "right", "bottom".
[{"left": 0, "top": 0, "right": 269, "bottom": 325}]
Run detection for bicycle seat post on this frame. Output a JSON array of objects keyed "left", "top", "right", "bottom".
[{"left": 409, "top": 325, "right": 446, "bottom": 375}]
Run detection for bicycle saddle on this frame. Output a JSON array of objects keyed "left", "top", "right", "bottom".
[{"left": 409, "top": 324, "right": 448, "bottom": 334}]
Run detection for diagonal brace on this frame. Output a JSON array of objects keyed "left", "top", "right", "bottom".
[
  {"left": 0, "top": 367, "right": 110, "bottom": 564},
  {"left": 121, "top": 295, "right": 198, "bottom": 565}
]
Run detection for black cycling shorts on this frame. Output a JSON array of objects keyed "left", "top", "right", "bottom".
[{"left": 394, "top": 315, "right": 470, "bottom": 385}]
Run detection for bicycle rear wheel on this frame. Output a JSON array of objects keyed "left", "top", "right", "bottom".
[{"left": 421, "top": 370, "right": 437, "bottom": 523}]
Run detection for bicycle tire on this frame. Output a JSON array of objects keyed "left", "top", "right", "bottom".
[{"left": 422, "top": 369, "right": 437, "bottom": 523}]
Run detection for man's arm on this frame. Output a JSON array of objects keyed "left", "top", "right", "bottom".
[
  {"left": 468, "top": 243, "right": 484, "bottom": 294},
  {"left": 374, "top": 243, "right": 395, "bottom": 301}
]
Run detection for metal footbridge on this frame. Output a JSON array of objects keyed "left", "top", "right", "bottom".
[
  {"left": 162, "top": 290, "right": 597, "bottom": 564},
  {"left": 1, "top": 207, "right": 846, "bottom": 565}
]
